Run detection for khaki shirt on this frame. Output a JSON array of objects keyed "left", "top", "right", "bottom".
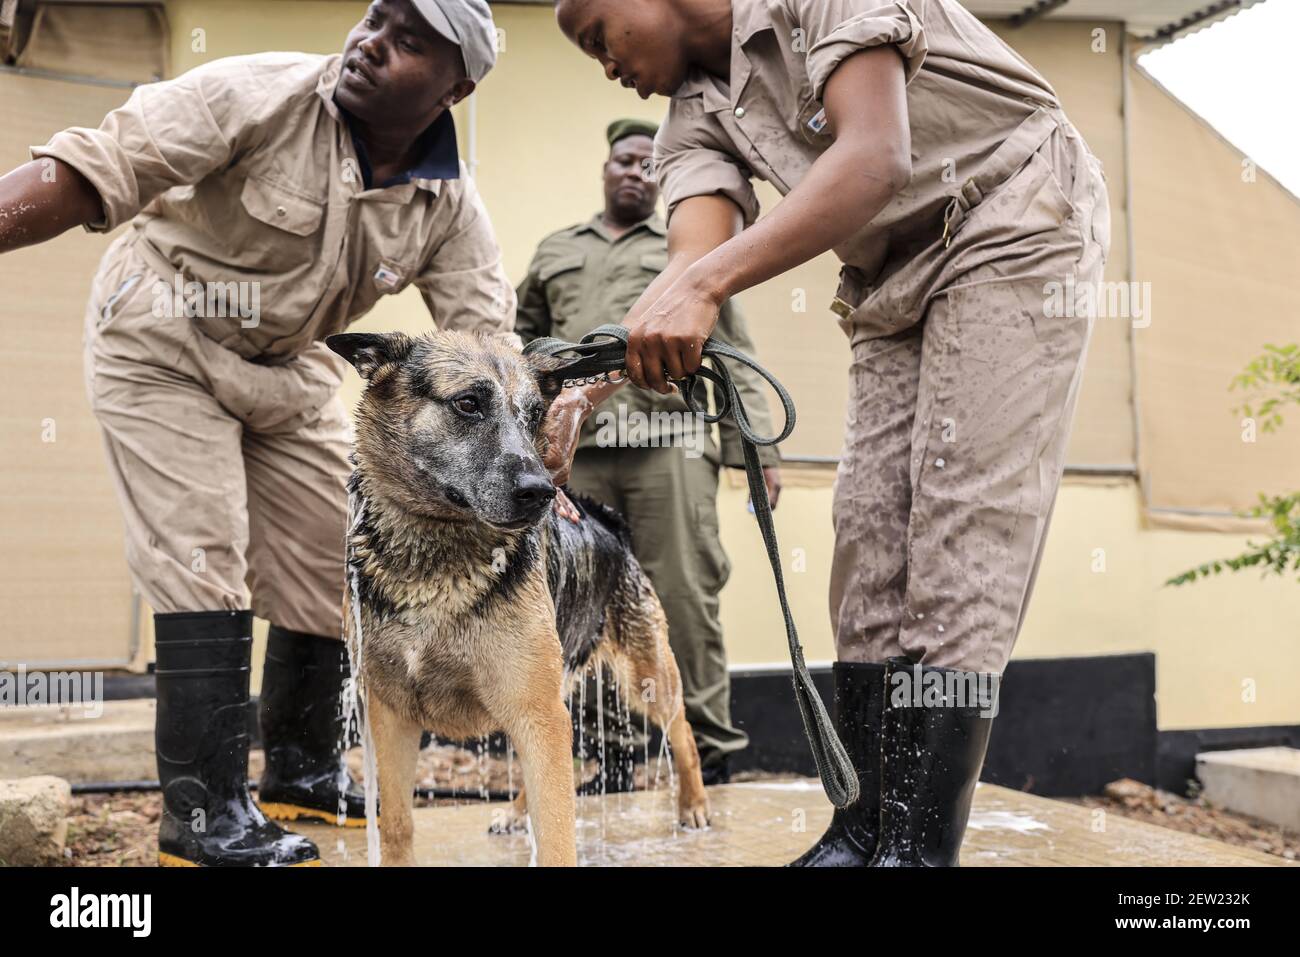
[
  {"left": 515, "top": 214, "right": 779, "bottom": 468},
  {"left": 654, "top": 0, "right": 1065, "bottom": 333},
  {"left": 33, "top": 52, "right": 514, "bottom": 362}
]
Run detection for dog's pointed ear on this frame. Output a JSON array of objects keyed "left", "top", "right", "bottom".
[
  {"left": 525, "top": 352, "right": 584, "bottom": 404},
  {"left": 327, "top": 332, "right": 415, "bottom": 380}
]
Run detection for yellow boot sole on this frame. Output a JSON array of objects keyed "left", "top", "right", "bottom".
[{"left": 259, "top": 801, "right": 372, "bottom": 828}]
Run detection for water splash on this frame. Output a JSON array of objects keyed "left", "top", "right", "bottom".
[
  {"left": 966, "top": 809, "right": 1051, "bottom": 834},
  {"left": 343, "top": 481, "right": 382, "bottom": 867}
]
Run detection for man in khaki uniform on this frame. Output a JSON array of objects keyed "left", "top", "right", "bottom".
[
  {"left": 549, "top": 0, "right": 1110, "bottom": 865},
  {"left": 0, "top": 0, "right": 512, "bottom": 866},
  {"left": 516, "top": 119, "right": 781, "bottom": 785}
]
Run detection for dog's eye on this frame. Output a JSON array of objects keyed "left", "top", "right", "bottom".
[{"left": 451, "top": 395, "right": 481, "bottom": 418}]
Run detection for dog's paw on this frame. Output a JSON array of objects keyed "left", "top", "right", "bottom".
[
  {"left": 487, "top": 806, "right": 530, "bottom": 835},
  {"left": 678, "top": 798, "right": 711, "bottom": 830}
]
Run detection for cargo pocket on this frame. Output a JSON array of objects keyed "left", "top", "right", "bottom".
[
  {"left": 692, "top": 499, "right": 732, "bottom": 593},
  {"left": 95, "top": 273, "right": 145, "bottom": 331},
  {"left": 964, "top": 148, "right": 1077, "bottom": 245},
  {"left": 920, "top": 279, "right": 1055, "bottom": 513},
  {"left": 639, "top": 251, "right": 668, "bottom": 275},
  {"left": 88, "top": 247, "right": 190, "bottom": 371}
]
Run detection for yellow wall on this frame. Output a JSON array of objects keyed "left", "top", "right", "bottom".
[
  {"left": 716, "top": 472, "right": 1300, "bottom": 731},
  {"left": 82, "top": 2, "right": 1300, "bottom": 729}
]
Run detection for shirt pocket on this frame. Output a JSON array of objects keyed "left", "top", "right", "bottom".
[
  {"left": 639, "top": 251, "right": 669, "bottom": 274},
  {"left": 539, "top": 252, "right": 586, "bottom": 328},
  {"left": 599, "top": 249, "right": 667, "bottom": 318},
  {"left": 237, "top": 175, "right": 325, "bottom": 268}
]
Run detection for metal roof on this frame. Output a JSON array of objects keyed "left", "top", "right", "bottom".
[
  {"left": 490, "top": 0, "right": 1265, "bottom": 46},
  {"left": 960, "top": 1, "right": 1263, "bottom": 42}
]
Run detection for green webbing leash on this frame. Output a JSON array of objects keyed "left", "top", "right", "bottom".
[{"left": 524, "top": 324, "right": 859, "bottom": 809}]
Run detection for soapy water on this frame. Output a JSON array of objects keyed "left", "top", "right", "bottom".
[{"left": 966, "top": 809, "right": 1051, "bottom": 834}]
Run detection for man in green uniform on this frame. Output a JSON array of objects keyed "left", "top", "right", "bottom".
[{"left": 515, "top": 119, "right": 782, "bottom": 784}]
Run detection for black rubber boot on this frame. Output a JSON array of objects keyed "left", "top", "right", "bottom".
[
  {"left": 154, "top": 610, "right": 320, "bottom": 867},
  {"left": 869, "top": 656, "right": 997, "bottom": 867},
  {"left": 257, "top": 625, "right": 368, "bottom": 827},
  {"left": 700, "top": 754, "right": 731, "bottom": 786},
  {"left": 788, "top": 661, "right": 887, "bottom": 866}
]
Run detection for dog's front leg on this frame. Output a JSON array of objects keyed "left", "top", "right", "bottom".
[
  {"left": 367, "top": 692, "right": 423, "bottom": 867},
  {"left": 509, "top": 699, "right": 577, "bottom": 866},
  {"left": 489, "top": 630, "right": 577, "bottom": 867}
]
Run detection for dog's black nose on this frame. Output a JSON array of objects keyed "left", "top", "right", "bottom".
[{"left": 513, "top": 474, "right": 556, "bottom": 509}]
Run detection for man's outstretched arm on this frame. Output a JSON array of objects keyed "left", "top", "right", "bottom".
[{"left": 0, "top": 159, "right": 103, "bottom": 254}]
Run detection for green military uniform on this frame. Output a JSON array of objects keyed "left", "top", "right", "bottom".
[{"left": 515, "top": 211, "right": 779, "bottom": 772}]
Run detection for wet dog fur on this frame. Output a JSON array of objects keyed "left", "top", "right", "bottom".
[{"left": 327, "top": 329, "right": 710, "bottom": 866}]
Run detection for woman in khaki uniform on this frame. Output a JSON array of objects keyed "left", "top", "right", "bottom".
[
  {"left": 545, "top": 0, "right": 1110, "bottom": 866},
  {"left": 0, "top": 0, "right": 510, "bottom": 866}
]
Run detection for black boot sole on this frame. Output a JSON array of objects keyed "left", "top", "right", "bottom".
[{"left": 158, "top": 851, "right": 322, "bottom": 867}]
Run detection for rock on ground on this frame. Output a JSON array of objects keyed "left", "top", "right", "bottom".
[{"left": 0, "top": 775, "right": 72, "bottom": 866}]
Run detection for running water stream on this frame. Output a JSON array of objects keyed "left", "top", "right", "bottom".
[{"left": 342, "top": 484, "right": 382, "bottom": 867}]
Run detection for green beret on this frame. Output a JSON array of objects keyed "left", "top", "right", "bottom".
[{"left": 606, "top": 118, "right": 659, "bottom": 148}]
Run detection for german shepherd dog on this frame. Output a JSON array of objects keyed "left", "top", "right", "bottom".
[{"left": 326, "top": 329, "right": 710, "bottom": 867}]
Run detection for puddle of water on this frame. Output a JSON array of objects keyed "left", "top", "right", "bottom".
[{"left": 966, "top": 809, "right": 1051, "bottom": 834}]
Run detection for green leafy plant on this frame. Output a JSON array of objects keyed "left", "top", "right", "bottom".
[
  {"left": 1167, "top": 343, "right": 1300, "bottom": 586},
  {"left": 1230, "top": 342, "right": 1300, "bottom": 434}
]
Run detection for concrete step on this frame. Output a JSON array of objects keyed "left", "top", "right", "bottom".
[
  {"left": 0, "top": 698, "right": 156, "bottom": 784},
  {"left": 1197, "top": 746, "right": 1300, "bottom": 831}
]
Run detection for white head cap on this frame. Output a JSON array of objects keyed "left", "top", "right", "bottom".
[{"left": 411, "top": 0, "right": 499, "bottom": 85}]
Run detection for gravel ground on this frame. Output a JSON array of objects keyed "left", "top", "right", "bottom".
[
  {"left": 62, "top": 764, "right": 1297, "bottom": 866},
  {"left": 1067, "top": 778, "right": 1298, "bottom": 862}
]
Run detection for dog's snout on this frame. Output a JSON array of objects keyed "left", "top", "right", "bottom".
[{"left": 513, "top": 473, "right": 556, "bottom": 509}]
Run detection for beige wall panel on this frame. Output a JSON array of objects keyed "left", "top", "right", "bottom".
[
  {"left": 1129, "top": 66, "right": 1300, "bottom": 520},
  {"left": 0, "top": 75, "right": 136, "bottom": 667}
]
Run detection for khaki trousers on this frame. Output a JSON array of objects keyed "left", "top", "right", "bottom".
[
  {"left": 83, "top": 232, "right": 352, "bottom": 637},
  {"left": 830, "top": 113, "right": 1111, "bottom": 674}
]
